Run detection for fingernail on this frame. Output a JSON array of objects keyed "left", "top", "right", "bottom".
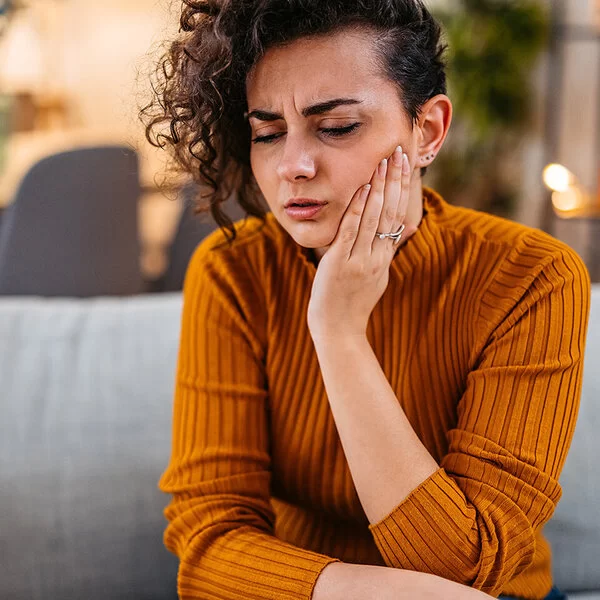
[
  {"left": 392, "top": 146, "right": 403, "bottom": 167},
  {"left": 378, "top": 158, "right": 388, "bottom": 176},
  {"left": 361, "top": 184, "right": 371, "bottom": 199}
]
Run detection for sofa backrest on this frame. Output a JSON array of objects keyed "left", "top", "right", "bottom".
[
  {"left": 0, "top": 293, "right": 182, "bottom": 600},
  {"left": 545, "top": 284, "right": 600, "bottom": 592},
  {"left": 0, "top": 286, "right": 598, "bottom": 599}
]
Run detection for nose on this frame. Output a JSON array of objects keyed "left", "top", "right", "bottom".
[{"left": 276, "top": 135, "right": 317, "bottom": 182}]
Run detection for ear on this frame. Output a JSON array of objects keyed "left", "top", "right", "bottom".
[{"left": 416, "top": 94, "right": 452, "bottom": 168}]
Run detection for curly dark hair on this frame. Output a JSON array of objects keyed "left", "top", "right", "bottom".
[{"left": 142, "top": 0, "right": 448, "bottom": 243}]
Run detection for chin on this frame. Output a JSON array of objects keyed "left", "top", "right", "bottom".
[
  {"left": 274, "top": 213, "right": 333, "bottom": 246},
  {"left": 288, "top": 228, "right": 336, "bottom": 250}
]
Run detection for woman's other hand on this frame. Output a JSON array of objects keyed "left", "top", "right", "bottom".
[
  {"left": 312, "top": 562, "right": 495, "bottom": 600},
  {"left": 307, "top": 145, "right": 415, "bottom": 341}
]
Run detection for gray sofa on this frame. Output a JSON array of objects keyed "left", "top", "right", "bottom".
[{"left": 1, "top": 287, "right": 598, "bottom": 600}]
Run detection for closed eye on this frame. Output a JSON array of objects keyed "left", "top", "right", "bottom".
[
  {"left": 251, "top": 123, "right": 361, "bottom": 144},
  {"left": 251, "top": 132, "right": 283, "bottom": 144},
  {"left": 321, "top": 123, "right": 362, "bottom": 138}
]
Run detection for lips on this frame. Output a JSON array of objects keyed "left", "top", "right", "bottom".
[
  {"left": 284, "top": 198, "right": 328, "bottom": 208},
  {"left": 284, "top": 204, "right": 326, "bottom": 220}
]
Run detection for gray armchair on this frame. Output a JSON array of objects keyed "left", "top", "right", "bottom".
[
  {"left": 162, "top": 184, "right": 246, "bottom": 292},
  {"left": 0, "top": 145, "right": 144, "bottom": 297}
]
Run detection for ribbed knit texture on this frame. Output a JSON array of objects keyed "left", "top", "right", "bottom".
[{"left": 159, "top": 187, "right": 591, "bottom": 600}]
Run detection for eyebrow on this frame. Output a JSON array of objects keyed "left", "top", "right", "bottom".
[{"left": 245, "top": 98, "right": 363, "bottom": 122}]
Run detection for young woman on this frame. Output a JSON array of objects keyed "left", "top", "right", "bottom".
[{"left": 144, "top": 1, "right": 590, "bottom": 598}]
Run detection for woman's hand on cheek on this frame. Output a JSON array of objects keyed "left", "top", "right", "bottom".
[{"left": 307, "top": 145, "right": 412, "bottom": 342}]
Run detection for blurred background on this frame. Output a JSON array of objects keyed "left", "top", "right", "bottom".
[
  {"left": 1, "top": 4, "right": 599, "bottom": 599},
  {"left": 0, "top": 0, "right": 599, "bottom": 296}
]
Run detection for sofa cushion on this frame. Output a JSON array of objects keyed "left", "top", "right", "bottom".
[
  {"left": 545, "top": 285, "right": 600, "bottom": 592},
  {"left": 0, "top": 294, "right": 182, "bottom": 600}
]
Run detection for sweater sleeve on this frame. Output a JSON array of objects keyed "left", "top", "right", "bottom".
[
  {"left": 158, "top": 242, "right": 340, "bottom": 600},
  {"left": 368, "top": 247, "right": 591, "bottom": 595}
]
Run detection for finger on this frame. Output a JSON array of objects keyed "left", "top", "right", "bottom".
[
  {"left": 393, "top": 153, "right": 411, "bottom": 231},
  {"left": 354, "top": 158, "right": 387, "bottom": 255},
  {"left": 376, "top": 145, "right": 403, "bottom": 243},
  {"left": 332, "top": 183, "right": 371, "bottom": 258}
]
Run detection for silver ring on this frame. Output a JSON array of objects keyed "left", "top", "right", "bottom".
[{"left": 375, "top": 224, "right": 405, "bottom": 242}]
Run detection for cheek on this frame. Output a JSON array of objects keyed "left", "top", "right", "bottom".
[
  {"left": 338, "top": 152, "right": 379, "bottom": 195},
  {"left": 249, "top": 151, "right": 261, "bottom": 182},
  {"left": 250, "top": 151, "right": 272, "bottom": 191}
]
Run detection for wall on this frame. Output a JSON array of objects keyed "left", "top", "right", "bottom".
[{"left": 57, "top": 0, "right": 178, "bottom": 181}]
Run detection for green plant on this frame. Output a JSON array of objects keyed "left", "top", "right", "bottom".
[
  {"left": 430, "top": 0, "right": 549, "bottom": 217},
  {"left": 0, "top": 95, "right": 11, "bottom": 174},
  {"left": 0, "top": 1, "right": 22, "bottom": 175}
]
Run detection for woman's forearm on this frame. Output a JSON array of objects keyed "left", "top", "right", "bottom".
[
  {"left": 312, "top": 562, "right": 492, "bottom": 600},
  {"left": 311, "top": 334, "right": 438, "bottom": 524}
]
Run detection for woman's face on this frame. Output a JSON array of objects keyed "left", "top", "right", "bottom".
[{"left": 246, "top": 28, "right": 420, "bottom": 252}]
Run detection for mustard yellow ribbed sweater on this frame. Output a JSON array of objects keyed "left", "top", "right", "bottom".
[{"left": 159, "top": 187, "right": 591, "bottom": 600}]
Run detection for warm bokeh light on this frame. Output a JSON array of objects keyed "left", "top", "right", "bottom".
[
  {"left": 544, "top": 162, "right": 599, "bottom": 215},
  {"left": 543, "top": 163, "right": 574, "bottom": 193},
  {"left": 551, "top": 188, "right": 584, "bottom": 212},
  {"left": 0, "top": 10, "right": 43, "bottom": 93}
]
